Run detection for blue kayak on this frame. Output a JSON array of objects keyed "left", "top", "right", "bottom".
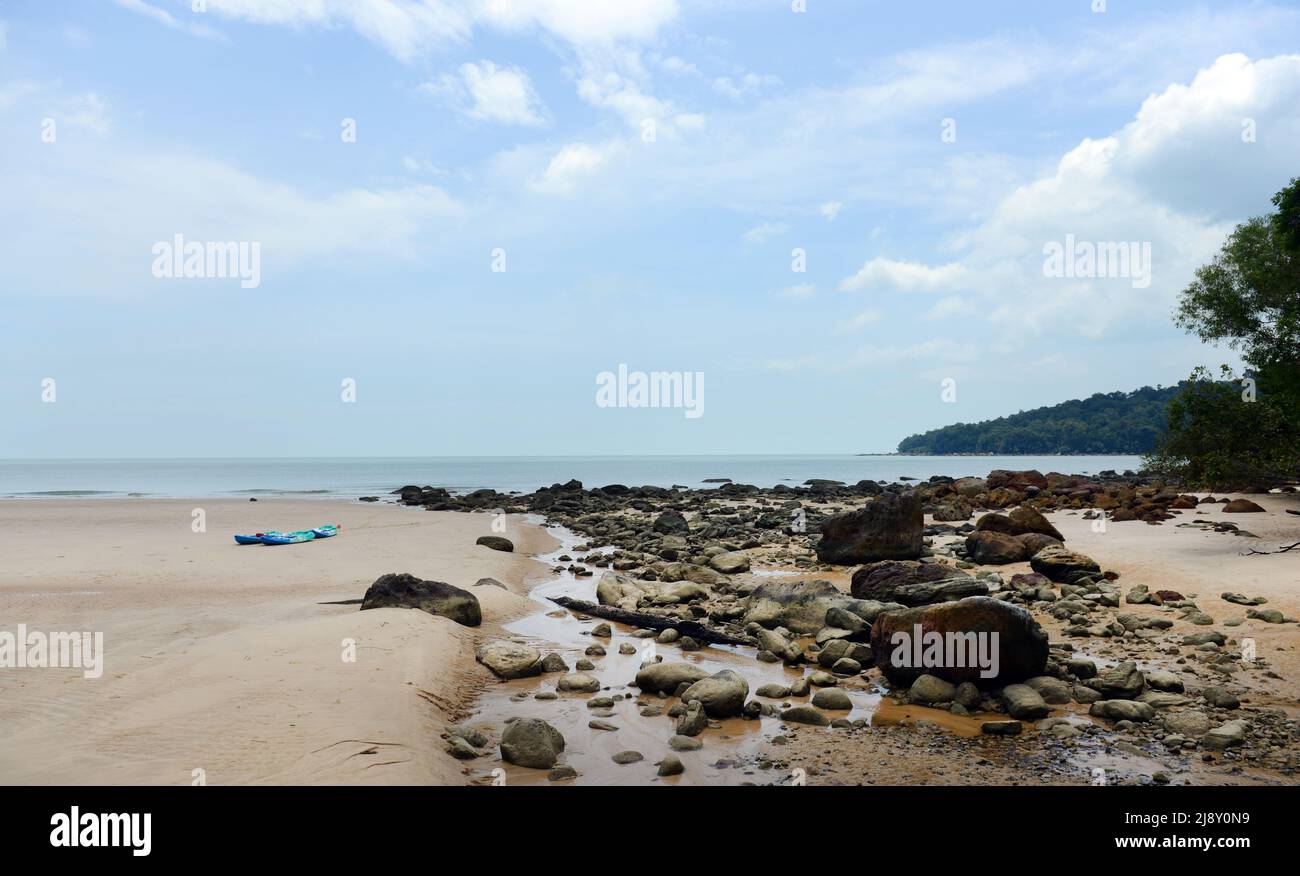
[
  {"left": 260, "top": 530, "right": 316, "bottom": 546},
  {"left": 310, "top": 525, "right": 339, "bottom": 539},
  {"left": 234, "top": 531, "right": 281, "bottom": 545}
]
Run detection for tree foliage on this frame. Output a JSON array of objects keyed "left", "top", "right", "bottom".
[
  {"left": 1148, "top": 178, "right": 1300, "bottom": 487},
  {"left": 896, "top": 386, "right": 1179, "bottom": 455}
]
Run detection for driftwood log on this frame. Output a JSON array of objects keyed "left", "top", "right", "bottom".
[{"left": 548, "top": 596, "right": 755, "bottom": 647}]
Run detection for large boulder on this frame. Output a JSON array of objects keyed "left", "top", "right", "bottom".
[
  {"left": 1030, "top": 546, "right": 1101, "bottom": 584},
  {"left": 870, "top": 597, "right": 1049, "bottom": 688},
  {"left": 964, "top": 531, "right": 1028, "bottom": 565},
  {"left": 744, "top": 579, "right": 849, "bottom": 635},
  {"left": 1222, "top": 499, "right": 1265, "bottom": 513},
  {"left": 653, "top": 511, "right": 691, "bottom": 534},
  {"left": 850, "top": 561, "right": 963, "bottom": 601},
  {"left": 361, "top": 573, "right": 481, "bottom": 627},
  {"left": 679, "top": 669, "right": 750, "bottom": 718},
  {"left": 986, "top": 470, "right": 1048, "bottom": 492},
  {"left": 475, "top": 536, "right": 514, "bottom": 552},
  {"left": 709, "top": 551, "right": 751, "bottom": 574},
  {"left": 500, "top": 718, "right": 566, "bottom": 769},
  {"left": 634, "top": 661, "right": 711, "bottom": 693},
  {"left": 476, "top": 641, "right": 543, "bottom": 679},
  {"left": 1008, "top": 506, "right": 1064, "bottom": 541},
  {"left": 815, "top": 493, "right": 923, "bottom": 564}
]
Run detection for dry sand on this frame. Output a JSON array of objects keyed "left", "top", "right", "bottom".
[{"left": 0, "top": 499, "right": 556, "bottom": 785}]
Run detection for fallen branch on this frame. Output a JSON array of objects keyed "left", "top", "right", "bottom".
[
  {"left": 547, "top": 596, "right": 755, "bottom": 647},
  {"left": 1242, "top": 542, "right": 1300, "bottom": 555}
]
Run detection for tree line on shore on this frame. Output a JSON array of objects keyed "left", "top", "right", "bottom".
[{"left": 899, "top": 177, "right": 1300, "bottom": 489}]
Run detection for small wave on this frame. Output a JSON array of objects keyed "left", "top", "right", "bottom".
[
  {"left": 225, "top": 489, "right": 335, "bottom": 495},
  {"left": 11, "top": 490, "right": 118, "bottom": 497}
]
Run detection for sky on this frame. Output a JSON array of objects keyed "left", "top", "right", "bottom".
[{"left": 1, "top": 0, "right": 1299, "bottom": 458}]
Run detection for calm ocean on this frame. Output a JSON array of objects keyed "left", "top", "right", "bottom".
[{"left": 0, "top": 455, "right": 1146, "bottom": 499}]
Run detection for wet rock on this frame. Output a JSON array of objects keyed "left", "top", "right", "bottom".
[
  {"left": 1000, "top": 684, "right": 1051, "bottom": 720},
  {"left": 709, "top": 551, "right": 751, "bottom": 574},
  {"left": 780, "top": 705, "right": 831, "bottom": 726},
  {"left": 1162, "top": 711, "right": 1211, "bottom": 738},
  {"left": 657, "top": 754, "right": 685, "bottom": 777},
  {"left": 1203, "top": 687, "right": 1240, "bottom": 709},
  {"left": 547, "top": 765, "right": 578, "bottom": 781},
  {"left": 850, "top": 561, "right": 966, "bottom": 602},
  {"left": 753, "top": 626, "right": 803, "bottom": 664},
  {"left": 870, "top": 597, "right": 1049, "bottom": 687},
  {"left": 1202, "top": 719, "right": 1248, "bottom": 749},
  {"left": 476, "top": 641, "right": 543, "bottom": 679},
  {"left": 1090, "top": 661, "right": 1145, "bottom": 699},
  {"left": 361, "top": 573, "right": 482, "bottom": 627},
  {"left": 612, "top": 750, "right": 644, "bottom": 765},
  {"left": 745, "top": 579, "right": 850, "bottom": 635},
  {"left": 676, "top": 700, "right": 708, "bottom": 737},
  {"left": 680, "top": 670, "right": 750, "bottom": 718},
  {"left": 475, "top": 535, "right": 514, "bottom": 552},
  {"left": 500, "top": 718, "right": 566, "bottom": 769},
  {"left": 474, "top": 577, "right": 507, "bottom": 589},
  {"left": 557, "top": 673, "right": 601, "bottom": 693},
  {"left": 1024, "top": 676, "right": 1072, "bottom": 705},
  {"left": 539, "top": 653, "right": 568, "bottom": 673},
  {"left": 909, "top": 674, "right": 957, "bottom": 705},
  {"left": 954, "top": 681, "right": 980, "bottom": 710},
  {"left": 815, "top": 493, "right": 924, "bottom": 565},
  {"left": 446, "top": 737, "right": 479, "bottom": 759},
  {"left": 669, "top": 735, "right": 703, "bottom": 751},
  {"left": 1089, "top": 700, "right": 1155, "bottom": 722},
  {"left": 1145, "top": 670, "right": 1184, "bottom": 693},
  {"left": 812, "top": 688, "right": 852, "bottom": 710},
  {"left": 981, "top": 720, "right": 1022, "bottom": 736}
]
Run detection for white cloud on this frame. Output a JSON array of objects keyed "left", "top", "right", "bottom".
[
  {"left": 742, "top": 222, "right": 789, "bottom": 244},
  {"left": 530, "top": 141, "right": 621, "bottom": 195},
  {"left": 839, "top": 257, "right": 966, "bottom": 293},
  {"left": 819, "top": 201, "right": 842, "bottom": 222},
  {"left": 712, "top": 72, "right": 781, "bottom": 100},
  {"left": 424, "top": 60, "right": 548, "bottom": 126},
  {"left": 156, "top": 0, "right": 678, "bottom": 61},
  {"left": 924, "top": 296, "right": 976, "bottom": 320},
  {"left": 53, "top": 93, "right": 112, "bottom": 137},
  {"left": 111, "top": 0, "right": 223, "bottom": 40},
  {"left": 842, "top": 53, "right": 1300, "bottom": 339},
  {"left": 837, "top": 308, "right": 882, "bottom": 333}
]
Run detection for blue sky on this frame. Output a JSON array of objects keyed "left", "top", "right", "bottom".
[{"left": 2, "top": 0, "right": 1299, "bottom": 457}]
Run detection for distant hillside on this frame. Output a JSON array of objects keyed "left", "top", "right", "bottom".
[{"left": 896, "top": 386, "right": 1181, "bottom": 455}]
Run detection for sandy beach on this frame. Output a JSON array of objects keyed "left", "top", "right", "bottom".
[
  {"left": 0, "top": 499, "right": 555, "bottom": 785},
  {"left": 2, "top": 480, "right": 1296, "bottom": 788}
]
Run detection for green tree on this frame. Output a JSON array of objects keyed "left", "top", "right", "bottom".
[{"left": 1149, "top": 179, "right": 1300, "bottom": 486}]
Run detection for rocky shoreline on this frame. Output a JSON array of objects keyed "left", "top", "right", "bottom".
[{"left": 375, "top": 469, "right": 1299, "bottom": 785}]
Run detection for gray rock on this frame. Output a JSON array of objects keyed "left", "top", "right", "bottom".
[
  {"left": 1091, "top": 661, "right": 1145, "bottom": 699},
  {"left": 1089, "top": 700, "right": 1155, "bottom": 722},
  {"left": 361, "top": 573, "right": 482, "bottom": 626},
  {"left": 780, "top": 705, "right": 831, "bottom": 726},
  {"left": 475, "top": 535, "right": 514, "bottom": 552},
  {"left": 1203, "top": 687, "right": 1241, "bottom": 709},
  {"left": 657, "top": 754, "right": 685, "bottom": 776},
  {"left": 669, "top": 734, "right": 703, "bottom": 751},
  {"left": 500, "top": 718, "right": 566, "bottom": 769},
  {"left": 634, "top": 661, "right": 710, "bottom": 693},
  {"left": 557, "top": 672, "right": 601, "bottom": 693},
  {"left": 981, "top": 720, "right": 1022, "bottom": 736},
  {"left": 475, "top": 641, "right": 543, "bottom": 679},
  {"left": 1024, "top": 676, "right": 1073, "bottom": 705},
  {"left": 1202, "top": 720, "right": 1247, "bottom": 749},
  {"left": 812, "top": 688, "right": 853, "bottom": 710},
  {"left": 612, "top": 750, "right": 644, "bottom": 765},
  {"left": 679, "top": 670, "right": 750, "bottom": 718},
  {"left": 909, "top": 674, "right": 957, "bottom": 705},
  {"left": 1000, "top": 684, "right": 1051, "bottom": 720},
  {"left": 709, "top": 551, "right": 752, "bottom": 574},
  {"left": 676, "top": 700, "right": 708, "bottom": 737}
]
